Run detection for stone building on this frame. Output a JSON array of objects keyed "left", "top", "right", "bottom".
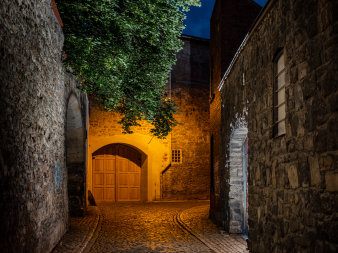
[
  {"left": 209, "top": 0, "right": 261, "bottom": 230},
  {"left": 211, "top": 0, "right": 338, "bottom": 252},
  {"left": 0, "top": 1, "right": 88, "bottom": 252},
  {"left": 88, "top": 35, "right": 210, "bottom": 202},
  {"left": 0, "top": 1, "right": 209, "bottom": 250}
]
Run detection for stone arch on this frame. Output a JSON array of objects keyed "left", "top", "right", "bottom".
[
  {"left": 229, "top": 124, "right": 248, "bottom": 234},
  {"left": 91, "top": 143, "right": 148, "bottom": 202},
  {"left": 66, "top": 93, "right": 86, "bottom": 216}
]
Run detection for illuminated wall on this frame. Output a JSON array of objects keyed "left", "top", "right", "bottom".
[
  {"left": 88, "top": 104, "right": 170, "bottom": 201},
  {"left": 87, "top": 35, "right": 210, "bottom": 202}
]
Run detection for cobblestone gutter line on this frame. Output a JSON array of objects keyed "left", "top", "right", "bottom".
[
  {"left": 174, "top": 211, "right": 216, "bottom": 253},
  {"left": 82, "top": 207, "right": 104, "bottom": 253},
  {"left": 176, "top": 205, "right": 248, "bottom": 253},
  {"left": 52, "top": 206, "right": 101, "bottom": 253}
]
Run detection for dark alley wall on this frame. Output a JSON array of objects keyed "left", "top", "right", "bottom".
[
  {"left": 162, "top": 36, "right": 210, "bottom": 200},
  {"left": 218, "top": 0, "right": 338, "bottom": 252},
  {"left": 0, "top": 1, "right": 87, "bottom": 252},
  {"left": 209, "top": 0, "right": 261, "bottom": 227}
]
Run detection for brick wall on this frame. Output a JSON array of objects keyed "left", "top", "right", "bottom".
[{"left": 219, "top": 0, "right": 338, "bottom": 252}]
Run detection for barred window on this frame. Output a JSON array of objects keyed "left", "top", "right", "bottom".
[
  {"left": 273, "top": 52, "right": 286, "bottom": 136},
  {"left": 172, "top": 149, "right": 182, "bottom": 163}
]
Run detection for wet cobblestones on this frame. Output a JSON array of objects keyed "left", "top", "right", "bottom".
[
  {"left": 85, "top": 201, "right": 212, "bottom": 253},
  {"left": 53, "top": 206, "right": 100, "bottom": 253},
  {"left": 179, "top": 205, "right": 248, "bottom": 253},
  {"left": 53, "top": 201, "right": 249, "bottom": 252}
]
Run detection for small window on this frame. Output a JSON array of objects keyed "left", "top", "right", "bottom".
[
  {"left": 273, "top": 52, "right": 286, "bottom": 136},
  {"left": 172, "top": 149, "right": 182, "bottom": 164}
]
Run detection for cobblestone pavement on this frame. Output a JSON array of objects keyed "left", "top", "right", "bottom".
[
  {"left": 53, "top": 206, "right": 100, "bottom": 253},
  {"left": 53, "top": 201, "right": 249, "bottom": 253},
  {"left": 178, "top": 205, "right": 248, "bottom": 253},
  {"left": 85, "top": 201, "right": 213, "bottom": 253}
]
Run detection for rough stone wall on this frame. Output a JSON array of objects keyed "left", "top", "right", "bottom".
[
  {"left": 162, "top": 36, "right": 210, "bottom": 200},
  {"left": 219, "top": 0, "right": 338, "bottom": 252},
  {"left": 229, "top": 126, "right": 248, "bottom": 233},
  {"left": 209, "top": 0, "right": 261, "bottom": 227},
  {"left": 0, "top": 1, "right": 87, "bottom": 252}
]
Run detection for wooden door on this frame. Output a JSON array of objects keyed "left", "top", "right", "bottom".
[
  {"left": 116, "top": 145, "right": 141, "bottom": 201},
  {"left": 92, "top": 144, "right": 141, "bottom": 202}
]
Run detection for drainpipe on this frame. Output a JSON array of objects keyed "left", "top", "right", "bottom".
[
  {"left": 160, "top": 163, "right": 171, "bottom": 200},
  {"left": 160, "top": 71, "right": 173, "bottom": 200}
]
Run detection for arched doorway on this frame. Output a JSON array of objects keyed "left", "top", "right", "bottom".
[
  {"left": 229, "top": 126, "right": 248, "bottom": 234},
  {"left": 92, "top": 144, "right": 146, "bottom": 202},
  {"left": 66, "top": 94, "right": 86, "bottom": 216}
]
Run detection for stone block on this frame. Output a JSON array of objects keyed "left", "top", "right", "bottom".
[
  {"left": 309, "top": 155, "right": 321, "bottom": 186},
  {"left": 319, "top": 155, "right": 334, "bottom": 171},
  {"left": 325, "top": 172, "right": 338, "bottom": 192},
  {"left": 285, "top": 165, "right": 298, "bottom": 189}
]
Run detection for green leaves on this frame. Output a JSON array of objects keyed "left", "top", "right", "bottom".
[{"left": 57, "top": 0, "right": 200, "bottom": 138}]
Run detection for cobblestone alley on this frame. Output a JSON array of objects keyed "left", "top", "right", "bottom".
[{"left": 53, "top": 201, "right": 248, "bottom": 253}]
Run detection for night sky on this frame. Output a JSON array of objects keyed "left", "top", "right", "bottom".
[{"left": 183, "top": 0, "right": 268, "bottom": 39}]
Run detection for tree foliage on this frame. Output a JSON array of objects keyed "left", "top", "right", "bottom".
[{"left": 57, "top": 0, "right": 200, "bottom": 138}]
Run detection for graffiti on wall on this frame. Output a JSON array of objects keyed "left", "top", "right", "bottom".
[{"left": 54, "top": 160, "right": 63, "bottom": 193}]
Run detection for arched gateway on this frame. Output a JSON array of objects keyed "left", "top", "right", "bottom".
[
  {"left": 229, "top": 124, "right": 248, "bottom": 234},
  {"left": 92, "top": 144, "right": 146, "bottom": 202},
  {"left": 66, "top": 93, "right": 86, "bottom": 216}
]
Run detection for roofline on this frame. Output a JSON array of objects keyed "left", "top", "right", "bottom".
[
  {"left": 249, "top": 0, "right": 264, "bottom": 9},
  {"left": 181, "top": 34, "right": 210, "bottom": 42},
  {"left": 218, "top": 0, "right": 274, "bottom": 90}
]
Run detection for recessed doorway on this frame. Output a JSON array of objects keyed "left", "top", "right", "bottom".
[{"left": 92, "top": 144, "right": 145, "bottom": 202}]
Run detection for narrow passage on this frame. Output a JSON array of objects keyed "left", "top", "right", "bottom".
[{"left": 54, "top": 201, "right": 248, "bottom": 253}]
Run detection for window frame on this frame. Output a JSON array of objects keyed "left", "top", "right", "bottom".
[
  {"left": 273, "top": 50, "right": 286, "bottom": 137},
  {"left": 171, "top": 149, "right": 182, "bottom": 164}
]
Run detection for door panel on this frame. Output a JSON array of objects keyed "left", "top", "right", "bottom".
[
  {"left": 104, "top": 187, "right": 115, "bottom": 201},
  {"left": 118, "top": 174, "right": 129, "bottom": 186},
  {"left": 105, "top": 173, "right": 115, "bottom": 186},
  {"left": 94, "top": 174, "right": 104, "bottom": 185},
  {"left": 93, "top": 159, "right": 104, "bottom": 171},
  {"left": 105, "top": 158, "right": 115, "bottom": 171},
  {"left": 129, "top": 188, "right": 140, "bottom": 200},
  {"left": 93, "top": 188, "right": 104, "bottom": 201},
  {"left": 118, "top": 188, "right": 129, "bottom": 201},
  {"left": 92, "top": 144, "right": 141, "bottom": 202}
]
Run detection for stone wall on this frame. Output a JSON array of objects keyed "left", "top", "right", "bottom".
[
  {"left": 209, "top": 0, "right": 261, "bottom": 227},
  {"left": 162, "top": 36, "right": 210, "bottom": 200},
  {"left": 88, "top": 36, "right": 210, "bottom": 201},
  {"left": 228, "top": 125, "right": 248, "bottom": 234},
  {"left": 0, "top": 1, "right": 87, "bottom": 252},
  {"left": 88, "top": 103, "right": 170, "bottom": 201},
  {"left": 218, "top": 0, "right": 338, "bottom": 252}
]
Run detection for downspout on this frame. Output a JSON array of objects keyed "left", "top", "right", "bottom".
[
  {"left": 160, "top": 71, "right": 173, "bottom": 200},
  {"left": 160, "top": 163, "right": 172, "bottom": 200}
]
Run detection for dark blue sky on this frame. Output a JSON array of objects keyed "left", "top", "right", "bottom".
[{"left": 183, "top": 0, "right": 268, "bottom": 39}]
